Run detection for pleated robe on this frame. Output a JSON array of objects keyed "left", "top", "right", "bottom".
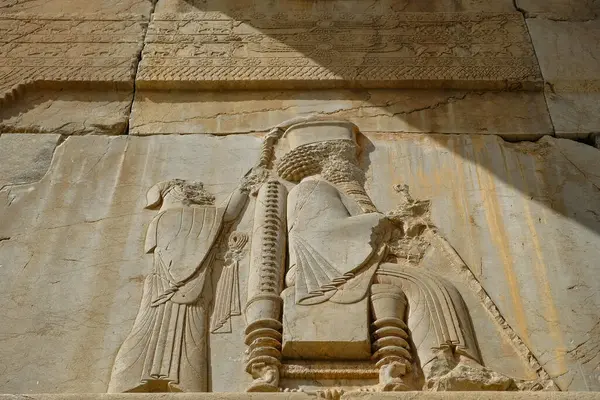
[{"left": 108, "top": 205, "right": 224, "bottom": 393}]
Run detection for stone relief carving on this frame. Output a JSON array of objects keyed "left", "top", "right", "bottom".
[
  {"left": 244, "top": 178, "right": 288, "bottom": 392},
  {"left": 138, "top": 12, "right": 541, "bottom": 89},
  {"left": 210, "top": 231, "right": 248, "bottom": 334},
  {"left": 240, "top": 119, "right": 555, "bottom": 395},
  {"left": 108, "top": 178, "right": 250, "bottom": 392},
  {"left": 108, "top": 118, "right": 555, "bottom": 395},
  {"left": 0, "top": 14, "right": 143, "bottom": 110}
]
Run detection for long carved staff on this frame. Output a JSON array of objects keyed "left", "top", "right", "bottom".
[
  {"left": 244, "top": 118, "right": 336, "bottom": 392},
  {"left": 242, "top": 125, "right": 288, "bottom": 392},
  {"left": 210, "top": 123, "right": 288, "bottom": 336}
]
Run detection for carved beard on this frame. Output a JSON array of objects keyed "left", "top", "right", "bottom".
[
  {"left": 276, "top": 140, "right": 377, "bottom": 213},
  {"left": 321, "top": 159, "right": 378, "bottom": 214}
]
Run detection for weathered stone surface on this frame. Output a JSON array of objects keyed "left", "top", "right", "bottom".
[
  {"left": 2, "top": 393, "right": 595, "bottom": 400},
  {"left": 527, "top": 19, "right": 600, "bottom": 137},
  {"left": 545, "top": 91, "right": 600, "bottom": 137},
  {"left": 0, "top": 0, "right": 155, "bottom": 16},
  {"left": 0, "top": 90, "right": 133, "bottom": 135},
  {"left": 281, "top": 289, "right": 371, "bottom": 360},
  {"left": 516, "top": 0, "right": 600, "bottom": 21},
  {"left": 0, "top": 133, "right": 60, "bottom": 189},
  {"left": 137, "top": 11, "right": 540, "bottom": 90},
  {"left": 367, "top": 134, "right": 600, "bottom": 391},
  {"left": 0, "top": 14, "right": 146, "bottom": 94},
  {"left": 1, "top": 0, "right": 599, "bottom": 395},
  {"left": 1, "top": 131, "right": 598, "bottom": 393},
  {"left": 155, "top": 0, "right": 516, "bottom": 14},
  {"left": 129, "top": 90, "right": 552, "bottom": 138},
  {"left": 0, "top": 14, "right": 147, "bottom": 134},
  {"left": 527, "top": 19, "right": 600, "bottom": 92},
  {"left": 0, "top": 134, "right": 261, "bottom": 393}
]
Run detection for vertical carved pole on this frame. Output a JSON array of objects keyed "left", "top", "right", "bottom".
[{"left": 244, "top": 179, "right": 287, "bottom": 392}]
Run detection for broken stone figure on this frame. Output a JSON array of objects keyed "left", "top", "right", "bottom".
[
  {"left": 108, "top": 178, "right": 250, "bottom": 392},
  {"left": 245, "top": 119, "right": 525, "bottom": 393}
]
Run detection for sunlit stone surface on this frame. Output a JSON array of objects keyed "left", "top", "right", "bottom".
[{"left": 0, "top": 0, "right": 599, "bottom": 398}]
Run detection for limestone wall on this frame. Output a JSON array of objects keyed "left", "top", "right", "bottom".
[{"left": 0, "top": 0, "right": 599, "bottom": 397}]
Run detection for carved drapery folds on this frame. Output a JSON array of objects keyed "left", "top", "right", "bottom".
[
  {"left": 109, "top": 179, "right": 250, "bottom": 393},
  {"left": 245, "top": 119, "right": 554, "bottom": 394},
  {"left": 109, "top": 118, "right": 555, "bottom": 395},
  {"left": 108, "top": 180, "right": 221, "bottom": 393}
]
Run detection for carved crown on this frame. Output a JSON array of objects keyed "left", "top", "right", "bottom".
[{"left": 282, "top": 120, "right": 358, "bottom": 150}]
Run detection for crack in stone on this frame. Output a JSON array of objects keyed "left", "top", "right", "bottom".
[
  {"left": 126, "top": 0, "right": 158, "bottom": 135},
  {"left": 552, "top": 143, "right": 600, "bottom": 192},
  {"left": 513, "top": 0, "right": 599, "bottom": 21}
]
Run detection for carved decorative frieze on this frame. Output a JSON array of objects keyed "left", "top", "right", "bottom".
[
  {"left": 0, "top": 14, "right": 145, "bottom": 107},
  {"left": 137, "top": 12, "right": 541, "bottom": 90}
]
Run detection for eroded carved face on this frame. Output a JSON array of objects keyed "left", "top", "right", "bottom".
[{"left": 163, "top": 179, "right": 215, "bottom": 206}]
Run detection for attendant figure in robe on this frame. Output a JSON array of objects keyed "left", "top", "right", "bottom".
[{"left": 108, "top": 179, "right": 248, "bottom": 393}]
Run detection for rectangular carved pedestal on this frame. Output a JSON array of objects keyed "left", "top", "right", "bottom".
[{"left": 281, "top": 287, "right": 371, "bottom": 360}]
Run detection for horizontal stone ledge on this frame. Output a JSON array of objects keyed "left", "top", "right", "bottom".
[
  {"left": 1, "top": 393, "right": 599, "bottom": 400},
  {"left": 134, "top": 77, "right": 543, "bottom": 92},
  {"left": 128, "top": 89, "right": 553, "bottom": 139}
]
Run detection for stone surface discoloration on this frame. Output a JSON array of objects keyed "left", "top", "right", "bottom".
[
  {"left": 527, "top": 19, "right": 600, "bottom": 137},
  {"left": 0, "top": 134, "right": 261, "bottom": 393},
  {"left": 381, "top": 135, "right": 600, "bottom": 391},
  {"left": 0, "top": 0, "right": 599, "bottom": 396},
  {"left": 527, "top": 19, "right": 600, "bottom": 92}
]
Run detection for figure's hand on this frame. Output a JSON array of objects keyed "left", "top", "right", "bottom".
[{"left": 239, "top": 166, "right": 269, "bottom": 195}]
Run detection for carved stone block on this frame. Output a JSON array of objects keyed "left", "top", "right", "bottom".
[
  {"left": 137, "top": 12, "right": 541, "bottom": 90},
  {"left": 527, "top": 18, "right": 600, "bottom": 138},
  {"left": 0, "top": 14, "right": 146, "bottom": 134},
  {"left": 281, "top": 287, "right": 371, "bottom": 361},
  {"left": 128, "top": 89, "right": 553, "bottom": 139}
]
